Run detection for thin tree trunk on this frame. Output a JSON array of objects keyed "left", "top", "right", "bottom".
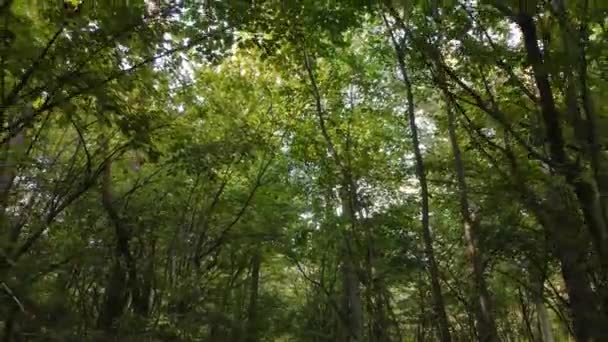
[
  {"left": 445, "top": 103, "right": 499, "bottom": 341},
  {"left": 340, "top": 249, "right": 362, "bottom": 342},
  {"left": 245, "top": 249, "right": 261, "bottom": 342},
  {"left": 97, "top": 149, "right": 141, "bottom": 331},
  {"left": 385, "top": 20, "right": 452, "bottom": 342},
  {"left": 518, "top": 287, "right": 536, "bottom": 341},
  {"left": 410, "top": 101, "right": 452, "bottom": 342},
  {"left": 416, "top": 5, "right": 495, "bottom": 337},
  {"left": 303, "top": 49, "right": 363, "bottom": 342},
  {"left": 0, "top": 131, "right": 24, "bottom": 265},
  {"left": 97, "top": 157, "right": 128, "bottom": 331},
  {"left": 97, "top": 259, "right": 129, "bottom": 331},
  {"left": 530, "top": 257, "right": 555, "bottom": 342},
  {"left": 340, "top": 186, "right": 363, "bottom": 342}
]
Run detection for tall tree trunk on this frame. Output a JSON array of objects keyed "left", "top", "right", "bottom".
[
  {"left": 553, "top": 0, "right": 608, "bottom": 223},
  {"left": 513, "top": 10, "right": 608, "bottom": 340},
  {"left": 386, "top": 24, "right": 452, "bottom": 342},
  {"left": 1, "top": 305, "right": 18, "bottom": 342},
  {"left": 529, "top": 187, "right": 605, "bottom": 342},
  {"left": 245, "top": 249, "right": 261, "bottom": 342},
  {"left": 416, "top": 283, "right": 429, "bottom": 342},
  {"left": 97, "top": 259, "right": 129, "bottom": 331},
  {"left": 0, "top": 131, "right": 24, "bottom": 264},
  {"left": 445, "top": 104, "right": 499, "bottom": 341},
  {"left": 370, "top": 278, "right": 394, "bottom": 342},
  {"left": 518, "top": 287, "right": 536, "bottom": 341},
  {"left": 552, "top": 0, "right": 608, "bottom": 314},
  {"left": 97, "top": 151, "right": 139, "bottom": 331},
  {"left": 340, "top": 186, "right": 363, "bottom": 342},
  {"left": 504, "top": 142, "right": 607, "bottom": 341},
  {"left": 530, "top": 244, "right": 555, "bottom": 342},
  {"left": 341, "top": 249, "right": 363, "bottom": 342},
  {"left": 97, "top": 157, "right": 128, "bottom": 331},
  {"left": 536, "top": 297, "right": 555, "bottom": 342},
  {"left": 515, "top": 10, "right": 608, "bottom": 289},
  {"left": 303, "top": 49, "right": 364, "bottom": 342}
]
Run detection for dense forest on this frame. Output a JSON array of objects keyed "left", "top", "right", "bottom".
[{"left": 0, "top": 0, "right": 607, "bottom": 341}]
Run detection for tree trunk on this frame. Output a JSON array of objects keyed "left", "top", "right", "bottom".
[
  {"left": 536, "top": 298, "right": 555, "bottom": 342},
  {"left": 515, "top": 11, "right": 608, "bottom": 340},
  {"left": 501, "top": 138, "right": 606, "bottom": 342},
  {"left": 2, "top": 305, "right": 18, "bottom": 342},
  {"left": 387, "top": 27, "right": 452, "bottom": 342},
  {"left": 552, "top": 1, "right": 608, "bottom": 314},
  {"left": 340, "top": 250, "right": 362, "bottom": 342},
  {"left": 553, "top": 0, "right": 608, "bottom": 226},
  {"left": 303, "top": 49, "right": 364, "bottom": 342},
  {"left": 245, "top": 250, "right": 261, "bottom": 342},
  {"left": 535, "top": 189, "right": 605, "bottom": 342},
  {"left": 370, "top": 279, "right": 394, "bottom": 342},
  {"left": 516, "top": 9, "right": 608, "bottom": 287},
  {"left": 530, "top": 248, "right": 555, "bottom": 342},
  {"left": 97, "top": 259, "right": 129, "bottom": 331},
  {"left": 97, "top": 152, "right": 139, "bottom": 331},
  {"left": 445, "top": 103, "right": 499, "bottom": 341},
  {"left": 0, "top": 131, "right": 24, "bottom": 262},
  {"left": 340, "top": 186, "right": 363, "bottom": 342},
  {"left": 518, "top": 287, "right": 536, "bottom": 341}
]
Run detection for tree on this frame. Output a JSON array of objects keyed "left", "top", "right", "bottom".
[{"left": 2, "top": 1, "right": 608, "bottom": 341}]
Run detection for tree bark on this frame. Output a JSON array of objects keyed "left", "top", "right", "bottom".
[
  {"left": 552, "top": 2, "right": 608, "bottom": 314},
  {"left": 445, "top": 104, "right": 499, "bottom": 342},
  {"left": 245, "top": 249, "right": 261, "bottom": 342},
  {"left": 97, "top": 151, "right": 140, "bottom": 330},
  {"left": 518, "top": 287, "right": 536, "bottom": 341},
  {"left": 516, "top": 10, "right": 608, "bottom": 288},
  {"left": 97, "top": 259, "right": 129, "bottom": 331},
  {"left": 526, "top": 184, "right": 606, "bottom": 342},
  {"left": 553, "top": 0, "right": 608, "bottom": 222},
  {"left": 339, "top": 186, "right": 363, "bottom": 342},
  {"left": 303, "top": 49, "right": 364, "bottom": 342},
  {"left": 0, "top": 130, "right": 25, "bottom": 265},
  {"left": 536, "top": 298, "right": 555, "bottom": 342},
  {"left": 387, "top": 27, "right": 452, "bottom": 341},
  {"left": 503, "top": 142, "right": 607, "bottom": 341}
]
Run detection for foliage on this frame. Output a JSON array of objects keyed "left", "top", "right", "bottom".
[{"left": 1, "top": 1, "right": 607, "bottom": 341}]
